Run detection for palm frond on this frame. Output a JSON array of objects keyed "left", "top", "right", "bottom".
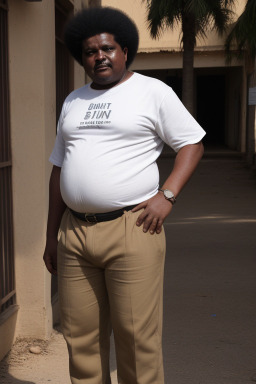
[
  {"left": 185, "top": 0, "right": 235, "bottom": 38},
  {"left": 144, "top": 0, "right": 183, "bottom": 38},
  {"left": 144, "top": 0, "right": 235, "bottom": 44},
  {"left": 225, "top": 0, "right": 256, "bottom": 61}
]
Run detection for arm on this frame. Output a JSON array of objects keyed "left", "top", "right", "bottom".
[
  {"left": 132, "top": 141, "right": 204, "bottom": 234},
  {"left": 43, "top": 165, "right": 67, "bottom": 275}
]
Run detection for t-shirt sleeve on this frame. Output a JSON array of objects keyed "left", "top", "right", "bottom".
[
  {"left": 155, "top": 88, "right": 206, "bottom": 152},
  {"left": 49, "top": 108, "right": 66, "bottom": 167}
]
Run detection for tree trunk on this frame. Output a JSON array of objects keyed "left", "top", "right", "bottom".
[{"left": 182, "top": 12, "right": 196, "bottom": 115}]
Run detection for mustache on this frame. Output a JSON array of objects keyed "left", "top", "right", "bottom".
[{"left": 94, "top": 61, "right": 111, "bottom": 70}]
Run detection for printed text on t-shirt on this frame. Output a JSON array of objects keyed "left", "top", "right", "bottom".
[{"left": 77, "top": 103, "right": 112, "bottom": 129}]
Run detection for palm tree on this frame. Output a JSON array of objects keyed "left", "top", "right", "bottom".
[
  {"left": 225, "top": 0, "right": 256, "bottom": 165},
  {"left": 225, "top": 0, "right": 256, "bottom": 71},
  {"left": 144, "top": 0, "right": 235, "bottom": 115}
]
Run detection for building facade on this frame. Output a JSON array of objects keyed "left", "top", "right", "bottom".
[
  {"left": 113, "top": 0, "right": 250, "bottom": 154},
  {"left": 0, "top": 0, "right": 254, "bottom": 361}
]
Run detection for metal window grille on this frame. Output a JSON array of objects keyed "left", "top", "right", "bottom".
[
  {"left": 0, "top": 0, "right": 7, "bottom": 10},
  {"left": 51, "top": 3, "right": 73, "bottom": 299},
  {"left": 0, "top": 1, "right": 15, "bottom": 315},
  {"left": 55, "top": 5, "right": 72, "bottom": 126}
]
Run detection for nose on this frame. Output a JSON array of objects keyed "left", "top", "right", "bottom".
[{"left": 95, "top": 50, "right": 105, "bottom": 61}]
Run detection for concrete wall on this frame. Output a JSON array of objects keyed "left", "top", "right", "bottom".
[
  {"left": 103, "top": 0, "right": 247, "bottom": 53},
  {"left": 131, "top": 51, "right": 243, "bottom": 71},
  {"left": 247, "top": 69, "right": 256, "bottom": 165},
  {"left": 0, "top": 0, "right": 86, "bottom": 361},
  {"left": 8, "top": 0, "right": 56, "bottom": 339},
  {"left": 225, "top": 66, "right": 247, "bottom": 151}
]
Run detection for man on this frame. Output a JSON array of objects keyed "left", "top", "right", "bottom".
[{"left": 43, "top": 6, "right": 205, "bottom": 384}]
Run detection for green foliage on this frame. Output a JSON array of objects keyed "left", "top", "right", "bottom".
[
  {"left": 144, "top": 0, "right": 235, "bottom": 43},
  {"left": 225, "top": 0, "right": 256, "bottom": 62},
  {"left": 143, "top": 0, "right": 235, "bottom": 112}
]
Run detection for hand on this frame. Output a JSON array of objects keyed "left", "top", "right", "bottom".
[
  {"left": 43, "top": 237, "right": 58, "bottom": 275},
  {"left": 132, "top": 192, "right": 173, "bottom": 234}
]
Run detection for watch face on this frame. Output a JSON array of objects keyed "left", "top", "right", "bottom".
[{"left": 164, "top": 190, "right": 174, "bottom": 199}]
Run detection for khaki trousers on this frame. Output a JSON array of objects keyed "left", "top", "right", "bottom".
[{"left": 58, "top": 208, "right": 166, "bottom": 384}]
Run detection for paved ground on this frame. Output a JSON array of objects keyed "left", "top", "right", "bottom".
[
  {"left": 161, "top": 156, "right": 256, "bottom": 384},
  {"left": 1, "top": 156, "right": 256, "bottom": 384}
]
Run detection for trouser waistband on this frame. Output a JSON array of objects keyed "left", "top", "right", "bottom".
[{"left": 70, "top": 205, "right": 137, "bottom": 223}]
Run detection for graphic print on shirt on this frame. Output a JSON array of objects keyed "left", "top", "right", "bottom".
[{"left": 77, "top": 102, "right": 112, "bottom": 129}]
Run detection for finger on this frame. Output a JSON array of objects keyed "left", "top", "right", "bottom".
[
  {"left": 148, "top": 217, "right": 158, "bottom": 235},
  {"left": 45, "top": 260, "right": 53, "bottom": 274},
  {"left": 156, "top": 219, "right": 164, "bottom": 234},
  {"left": 142, "top": 215, "right": 154, "bottom": 233},
  {"left": 44, "top": 256, "right": 57, "bottom": 275},
  {"left": 51, "top": 263, "right": 58, "bottom": 275},
  {"left": 136, "top": 210, "right": 148, "bottom": 226},
  {"left": 47, "top": 264, "right": 58, "bottom": 276},
  {"left": 51, "top": 268, "right": 58, "bottom": 276},
  {"left": 132, "top": 202, "right": 147, "bottom": 212}
]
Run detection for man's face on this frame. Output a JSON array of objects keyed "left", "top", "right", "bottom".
[{"left": 82, "top": 33, "right": 128, "bottom": 89}]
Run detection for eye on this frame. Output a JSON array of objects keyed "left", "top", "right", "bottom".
[
  {"left": 104, "top": 46, "right": 114, "bottom": 52},
  {"left": 83, "top": 50, "right": 95, "bottom": 56}
]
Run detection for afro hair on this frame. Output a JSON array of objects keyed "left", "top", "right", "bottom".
[{"left": 64, "top": 7, "right": 139, "bottom": 68}]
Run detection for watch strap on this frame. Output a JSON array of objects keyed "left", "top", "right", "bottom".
[{"left": 159, "top": 188, "right": 176, "bottom": 205}]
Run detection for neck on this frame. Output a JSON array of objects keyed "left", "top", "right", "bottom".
[{"left": 91, "top": 71, "right": 132, "bottom": 90}]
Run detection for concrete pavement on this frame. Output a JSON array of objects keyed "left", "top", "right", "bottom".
[{"left": 159, "top": 156, "right": 256, "bottom": 384}]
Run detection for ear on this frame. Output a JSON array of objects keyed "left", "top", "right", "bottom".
[{"left": 123, "top": 47, "right": 128, "bottom": 62}]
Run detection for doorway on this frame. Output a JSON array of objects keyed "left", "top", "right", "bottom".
[{"left": 196, "top": 74, "right": 226, "bottom": 147}]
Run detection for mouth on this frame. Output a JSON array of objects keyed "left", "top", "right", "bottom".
[{"left": 94, "top": 63, "right": 111, "bottom": 72}]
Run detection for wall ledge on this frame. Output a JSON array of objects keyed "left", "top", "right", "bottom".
[
  {"left": 0, "top": 305, "right": 19, "bottom": 361},
  {"left": 0, "top": 305, "right": 19, "bottom": 327}
]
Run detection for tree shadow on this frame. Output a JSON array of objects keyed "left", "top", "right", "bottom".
[
  {"left": 0, "top": 371, "right": 35, "bottom": 384},
  {"left": 0, "top": 356, "right": 35, "bottom": 384},
  {"left": 0, "top": 337, "right": 50, "bottom": 384}
]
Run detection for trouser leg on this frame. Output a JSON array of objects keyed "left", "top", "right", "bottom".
[
  {"left": 104, "top": 210, "right": 166, "bottom": 384},
  {"left": 57, "top": 210, "right": 111, "bottom": 384},
  {"left": 57, "top": 208, "right": 166, "bottom": 384}
]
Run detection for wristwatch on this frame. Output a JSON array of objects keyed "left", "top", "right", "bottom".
[{"left": 159, "top": 188, "right": 176, "bottom": 205}]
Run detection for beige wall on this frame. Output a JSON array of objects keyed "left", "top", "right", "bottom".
[
  {"left": 131, "top": 51, "right": 243, "bottom": 71},
  {"left": 103, "top": 0, "right": 247, "bottom": 53},
  {"left": 0, "top": 308, "right": 18, "bottom": 361},
  {"left": 0, "top": 0, "right": 86, "bottom": 360},
  {"left": 9, "top": 0, "right": 56, "bottom": 338}
]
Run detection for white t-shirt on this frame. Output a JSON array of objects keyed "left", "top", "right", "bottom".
[{"left": 50, "top": 72, "right": 205, "bottom": 213}]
